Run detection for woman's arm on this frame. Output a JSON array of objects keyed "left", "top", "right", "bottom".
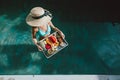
[
  {"left": 49, "top": 21, "right": 65, "bottom": 39},
  {"left": 32, "top": 27, "right": 38, "bottom": 44},
  {"left": 32, "top": 27, "right": 43, "bottom": 51}
]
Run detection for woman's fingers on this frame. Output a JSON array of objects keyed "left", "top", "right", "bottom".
[
  {"left": 36, "top": 45, "right": 43, "bottom": 51},
  {"left": 33, "top": 39, "right": 37, "bottom": 44},
  {"left": 60, "top": 32, "right": 65, "bottom": 39},
  {"left": 62, "top": 34, "right": 65, "bottom": 39},
  {"left": 58, "top": 31, "right": 65, "bottom": 39}
]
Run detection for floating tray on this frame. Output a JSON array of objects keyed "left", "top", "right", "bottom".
[{"left": 37, "top": 31, "right": 68, "bottom": 58}]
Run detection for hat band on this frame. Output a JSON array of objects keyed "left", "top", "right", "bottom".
[
  {"left": 32, "top": 10, "right": 52, "bottom": 19},
  {"left": 32, "top": 14, "right": 45, "bottom": 19}
]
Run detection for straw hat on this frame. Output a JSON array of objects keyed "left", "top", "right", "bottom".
[{"left": 26, "top": 7, "right": 52, "bottom": 27}]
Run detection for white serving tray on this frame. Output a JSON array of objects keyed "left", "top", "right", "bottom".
[{"left": 37, "top": 31, "right": 68, "bottom": 58}]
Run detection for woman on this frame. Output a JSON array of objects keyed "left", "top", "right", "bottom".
[{"left": 26, "top": 7, "right": 65, "bottom": 51}]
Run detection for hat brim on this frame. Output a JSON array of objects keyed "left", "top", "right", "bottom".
[{"left": 26, "top": 13, "right": 52, "bottom": 27}]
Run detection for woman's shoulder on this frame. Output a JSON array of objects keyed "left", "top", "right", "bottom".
[{"left": 32, "top": 27, "right": 38, "bottom": 32}]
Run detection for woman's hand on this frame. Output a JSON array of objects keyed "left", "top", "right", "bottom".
[
  {"left": 59, "top": 31, "right": 65, "bottom": 39},
  {"left": 33, "top": 38, "right": 43, "bottom": 51},
  {"left": 36, "top": 44, "right": 43, "bottom": 51},
  {"left": 33, "top": 38, "right": 37, "bottom": 44}
]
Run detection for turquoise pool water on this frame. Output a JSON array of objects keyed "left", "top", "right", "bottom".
[{"left": 0, "top": 2, "right": 120, "bottom": 74}]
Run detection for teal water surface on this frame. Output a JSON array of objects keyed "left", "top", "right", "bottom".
[{"left": 0, "top": 7, "right": 120, "bottom": 75}]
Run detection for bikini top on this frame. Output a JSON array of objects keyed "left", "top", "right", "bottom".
[{"left": 37, "top": 25, "right": 51, "bottom": 36}]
